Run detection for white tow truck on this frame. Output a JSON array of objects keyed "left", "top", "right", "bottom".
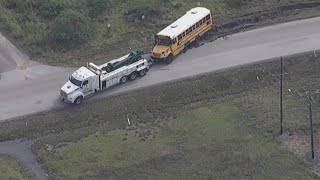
[{"left": 59, "top": 50, "right": 149, "bottom": 105}]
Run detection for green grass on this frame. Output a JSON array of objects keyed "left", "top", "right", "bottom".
[
  {"left": 37, "top": 103, "right": 318, "bottom": 179},
  {"left": 0, "top": 154, "right": 29, "bottom": 180},
  {"left": 0, "top": 51, "right": 319, "bottom": 141},
  {"left": 0, "top": 0, "right": 319, "bottom": 66},
  {"left": 0, "top": 51, "right": 319, "bottom": 178}
]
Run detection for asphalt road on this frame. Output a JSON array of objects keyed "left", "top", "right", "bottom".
[{"left": 0, "top": 17, "right": 320, "bottom": 121}]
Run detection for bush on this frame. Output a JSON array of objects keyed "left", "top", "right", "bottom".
[
  {"left": 0, "top": 7, "right": 23, "bottom": 38},
  {"left": 5, "top": 0, "right": 41, "bottom": 13},
  {"left": 86, "top": 0, "right": 109, "bottom": 18},
  {"left": 125, "top": 5, "right": 162, "bottom": 24},
  {"left": 40, "top": 0, "right": 68, "bottom": 18},
  {"left": 224, "top": 0, "right": 251, "bottom": 8},
  {"left": 50, "top": 9, "right": 94, "bottom": 48}
]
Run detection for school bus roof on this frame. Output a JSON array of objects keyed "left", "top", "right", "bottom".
[{"left": 157, "top": 7, "right": 211, "bottom": 39}]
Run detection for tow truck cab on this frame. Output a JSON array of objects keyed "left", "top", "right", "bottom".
[{"left": 60, "top": 67, "right": 99, "bottom": 104}]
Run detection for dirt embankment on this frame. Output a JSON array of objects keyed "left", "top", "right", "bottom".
[
  {"left": 205, "top": 2, "right": 320, "bottom": 41},
  {"left": 0, "top": 32, "right": 34, "bottom": 73}
]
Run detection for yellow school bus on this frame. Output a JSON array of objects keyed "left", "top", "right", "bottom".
[{"left": 151, "top": 7, "right": 213, "bottom": 64}]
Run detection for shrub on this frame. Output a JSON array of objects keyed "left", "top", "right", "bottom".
[
  {"left": 50, "top": 9, "right": 94, "bottom": 48},
  {"left": 40, "top": 0, "right": 68, "bottom": 18},
  {"left": 86, "top": 0, "right": 109, "bottom": 18},
  {"left": 5, "top": 0, "right": 41, "bottom": 13},
  {"left": 224, "top": 0, "right": 250, "bottom": 8},
  {"left": 125, "top": 5, "right": 162, "bottom": 24},
  {"left": 0, "top": 7, "right": 23, "bottom": 38}
]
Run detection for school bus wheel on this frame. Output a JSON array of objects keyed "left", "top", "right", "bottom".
[{"left": 165, "top": 54, "right": 174, "bottom": 64}]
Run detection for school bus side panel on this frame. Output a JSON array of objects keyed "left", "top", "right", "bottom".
[{"left": 172, "top": 13, "right": 213, "bottom": 56}]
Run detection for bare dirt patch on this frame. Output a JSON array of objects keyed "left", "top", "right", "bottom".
[
  {"left": 0, "top": 32, "right": 33, "bottom": 73},
  {"left": 278, "top": 132, "right": 310, "bottom": 159},
  {"left": 278, "top": 130, "right": 320, "bottom": 176}
]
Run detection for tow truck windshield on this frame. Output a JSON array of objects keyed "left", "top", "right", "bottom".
[{"left": 70, "top": 76, "right": 82, "bottom": 86}]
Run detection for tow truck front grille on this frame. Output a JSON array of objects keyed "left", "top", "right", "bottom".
[{"left": 60, "top": 90, "right": 67, "bottom": 99}]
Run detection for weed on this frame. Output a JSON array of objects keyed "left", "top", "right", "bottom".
[{"left": 0, "top": 154, "right": 29, "bottom": 180}]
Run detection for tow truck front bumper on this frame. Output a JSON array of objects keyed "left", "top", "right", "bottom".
[
  {"left": 59, "top": 91, "right": 73, "bottom": 103},
  {"left": 61, "top": 98, "right": 73, "bottom": 104}
]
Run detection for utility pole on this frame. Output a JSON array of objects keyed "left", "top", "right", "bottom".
[
  {"left": 309, "top": 98, "right": 314, "bottom": 159},
  {"left": 272, "top": 57, "right": 288, "bottom": 135},
  {"left": 280, "top": 57, "right": 283, "bottom": 135},
  {"left": 299, "top": 89, "right": 320, "bottom": 159}
]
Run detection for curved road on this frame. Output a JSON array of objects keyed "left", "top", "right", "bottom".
[{"left": 0, "top": 17, "right": 320, "bottom": 121}]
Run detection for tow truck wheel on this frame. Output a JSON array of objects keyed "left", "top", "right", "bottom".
[
  {"left": 129, "top": 72, "right": 137, "bottom": 80},
  {"left": 138, "top": 69, "right": 146, "bottom": 77},
  {"left": 74, "top": 96, "right": 83, "bottom": 105},
  {"left": 120, "top": 76, "right": 128, "bottom": 83}
]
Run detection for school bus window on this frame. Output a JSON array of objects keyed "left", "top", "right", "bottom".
[
  {"left": 196, "top": 22, "right": 199, "bottom": 27},
  {"left": 178, "top": 34, "right": 182, "bottom": 40},
  {"left": 172, "top": 38, "right": 177, "bottom": 44},
  {"left": 206, "top": 15, "right": 210, "bottom": 20},
  {"left": 192, "top": 25, "right": 195, "bottom": 30}
]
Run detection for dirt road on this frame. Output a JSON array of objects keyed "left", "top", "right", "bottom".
[{"left": 0, "top": 17, "right": 320, "bottom": 121}]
